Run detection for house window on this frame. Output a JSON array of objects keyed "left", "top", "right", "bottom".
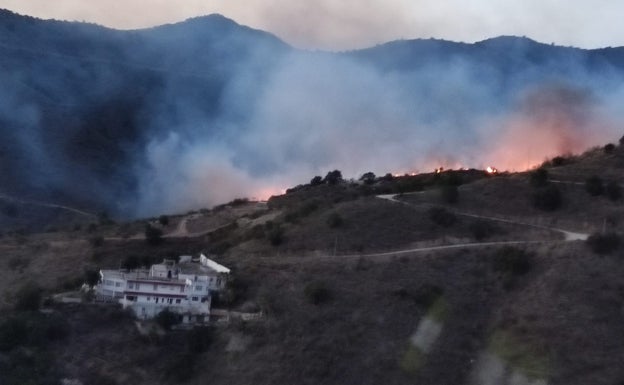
[
  {"left": 195, "top": 285, "right": 202, "bottom": 291},
  {"left": 192, "top": 297, "right": 198, "bottom": 302},
  {"left": 115, "top": 282, "right": 122, "bottom": 287},
  {"left": 217, "top": 278, "right": 222, "bottom": 286},
  {"left": 168, "top": 298, "right": 173, "bottom": 304},
  {"left": 147, "top": 296, "right": 151, "bottom": 301},
  {"left": 155, "top": 298, "right": 159, "bottom": 303},
  {"left": 175, "top": 299, "right": 181, "bottom": 304},
  {"left": 128, "top": 282, "right": 134, "bottom": 289},
  {"left": 201, "top": 297, "right": 208, "bottom": 303}
]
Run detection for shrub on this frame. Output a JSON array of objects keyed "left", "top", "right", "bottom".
[
  {"left": 586, "top": 232, "right": 620, "bottom": 254},
  {"left": 604, "top": 143, "right": 616, "bottom": 154},
  {"left": 266, "top": 224, "right": 284, "bottom": 246},
  {"left": 493, "top": 247, "right": 532, "bottom": 276},
  {"left": 360, "top": 172, "right": 376, "bottom": 185},
  {"left": 550, "top": 156, "right": 567, "bottom": 167},
  {"left": 428, "top": 207, "right": 457, "bottom": 227},
  {"left": 89, "top": 236, "right": 104, "bottom": 247},
  {"left": 440, "top": 184, "right": 459, "bottom": 204},
  {"left": 187, "top": 326, "right": 213, "bottom": 354},
  {"left": 158, "top": 215, "right": 169, "bottom": 226},
  {"left": 14, "top": 283, "right": 42, "bottom": 311},
  {"left": 606, "top": 181, "right": 622, "bottom": 201},
  {"left": 470, "top": 220, "right": 498, "bottom": 241},
  {"left": 304, "top": 281, "right": 331, "bottom": 305},
  {"left": 532, "top": 184, "right": 562, "bottom": 211},
  {"left": 84, "top": 269, "right": 100, "bottom": 287},
  {"left": 310, "top": 175, "right": 323, "bottom": 186},
  {"left": 530, "top": 168, "right": 549, "bottom": 187},
  {"left": 327, "top": 212, "right": 344, "bottom": 228},
  {"left": 324, "top": 170, "right": 343, "bottom": 185},
  {"left": 155, "top": 309, "right": 181, "bottom": 331},
  {"left": 122, "top": 255, "right": 141, "bottom": 270},
  {"left": 585, "top": 175, "right": 604, "bottom": 196},
  {"left": 145, "top": 224, "right": 164, "bottom": 245}
]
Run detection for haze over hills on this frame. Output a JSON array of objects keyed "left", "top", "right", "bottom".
[{"left": 1, "top": 8, "right": 624, "bottom": 225}]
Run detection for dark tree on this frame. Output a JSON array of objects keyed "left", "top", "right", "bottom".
[
  {"left": 606, "top": 181, "right": 622, "bottom": 201},
  {"left": 585, "top": 175, "right": 604, "bottom": 196},
  {"left": 145, "top": 224, "right": 164, "bottom": 245},
  {"left": 14, "top": 283, "right": 42, "bottom": 311},
  {"left": 158, "top": 215, "right": 169, "bottom": 226},
  {"left": 620, "top": 135, "right": 624, "bottom": 146},
  {"left": 440, "top": 184, "right": 459, "bottom": 204},
  {"left": 324, "top": 170, "right": 343, "bottom": 185},
  {"left": 428, "top": 207, "right": 457, "bottom": 227},
  {"left": 604, "top": 143, "right": 616, "bottom": 154},
  {"left": 532, "top": 184, "right": 562, "bottom": 211},
  {"left": 586, "top": 232, "right": 620, "bottom": 254},
  {"left": 530, "top": 168, "right": 549, "bottom": 187},
  {"left": 382, "top": 173, "right": 394, "bottom": 181},
  {"left": 359, "top": 172, "right": 376, "bottom": 185},
  {"left": 310, "top": 175, "right": 323, "bottom": 186}
]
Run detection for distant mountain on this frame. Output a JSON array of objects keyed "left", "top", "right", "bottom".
[{"left": 1, "top": 9, "right": 623, "bottom": 230}]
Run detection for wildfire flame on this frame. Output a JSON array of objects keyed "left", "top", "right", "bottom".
[{"left": 486, "top": 166, "right": 498, "bottom": 174}]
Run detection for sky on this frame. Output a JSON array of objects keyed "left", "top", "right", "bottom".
[{"left": 0, "top": 0, "right": 621, "bottom": 50}]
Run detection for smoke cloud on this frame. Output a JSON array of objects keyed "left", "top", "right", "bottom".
[
  {"left": 2, "top": 12, "right": 623, "bottom": 218},
  {"left": 135, "top": 48, "right": 623, "bottom": 216}
]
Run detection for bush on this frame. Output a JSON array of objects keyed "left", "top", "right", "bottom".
[
  {"left": 324, "top": 170, "right": 343, "bottom": 185},
  {"left": 327, "top": 212, "right": 344, "bottom": 228},
  {"left": 604, "top": 143, "right": 616, "bottom": 154},
  {"left": 122, "top": 255, "right": 141, "bottom": 270},
  {"left": 532, "top": 184, "right": 562, "bottom": 211},
  {"left": 158, "top": 215, "right": 169, "bottom": 226},
  {"left": 493, "top": 247, "right": 532, "bottom": 276},
  {"left": 155, "top": 309, "right": 181, "bottom": 331},
  {"left": 14, "top": 283, "right": 42, "bottom": 311},
  {"left": 360, "top": 172, "right": 376, "bottom": 185},
  {"left": 145, "top": 224, "right": 163, "bottom": 245},
  {"left": 89, "top": 236, "right": 104, "bottom": 247},
  {"left": 586, "top": 232, "right": 621, "bottom": 254},
  {"left": 304, "top": 281, "right": 331, "bottom": 305},
  {"left": 550, "top": 156, "right": 567, "bottom": 167},
  {"left": 440, "top": 184, "right": 459, "bottom": 204},
  {"left": 310, "top": 175, "right": 323, "bottom": 186},
  {"left": 530, "top": 168, "right": 549, "bottom": 187},
  {"left": 585, "top": 175, "right": 604, "bottom": 196},
  {"left": 470, "top": 220, "right": 498, "bottom": 241},
  {"left": 84, "top": 269, "right": 100, "bottom": 287},
  {"left": 428, "top": 207, "right": 457, "bottom": 227},
  {"left": 606, "top": 181, "right": 622, "bottom": 201},
  {"left": 266, "top": 223, "right": 284, "bottom": 246}
]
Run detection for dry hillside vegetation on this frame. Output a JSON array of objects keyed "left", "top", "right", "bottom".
[{"left": 1, "top": 144, "right": 624, "bottom": 384}]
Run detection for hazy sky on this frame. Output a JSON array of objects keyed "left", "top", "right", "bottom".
[{"left": 0, "top": 0, "right": 621, "bottom": 50}]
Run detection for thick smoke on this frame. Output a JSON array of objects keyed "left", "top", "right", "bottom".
[
  {"left": 135, "top": 49, "right": 623, "bottom": 216},
  {"left": 2, "top": 12, "right": 623, "bottom": 218}
]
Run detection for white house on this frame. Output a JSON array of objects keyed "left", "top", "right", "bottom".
[{"left": 95, "top": 254, "right": 230, "bottom": 323}]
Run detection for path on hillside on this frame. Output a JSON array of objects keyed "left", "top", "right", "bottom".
[
  {"left": 0, "top": 192, "right": 97, "bottom": 219},
  {"left": 377, "top": 193, "right": 589, "bottom": 241}
]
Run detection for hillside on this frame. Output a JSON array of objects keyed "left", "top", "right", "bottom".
[
  {"left": 1, "top": 142, "right": 624, "bottom": 384},
  {"left": 2, "top": 9, "right": 624, "bottom": 230}
]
